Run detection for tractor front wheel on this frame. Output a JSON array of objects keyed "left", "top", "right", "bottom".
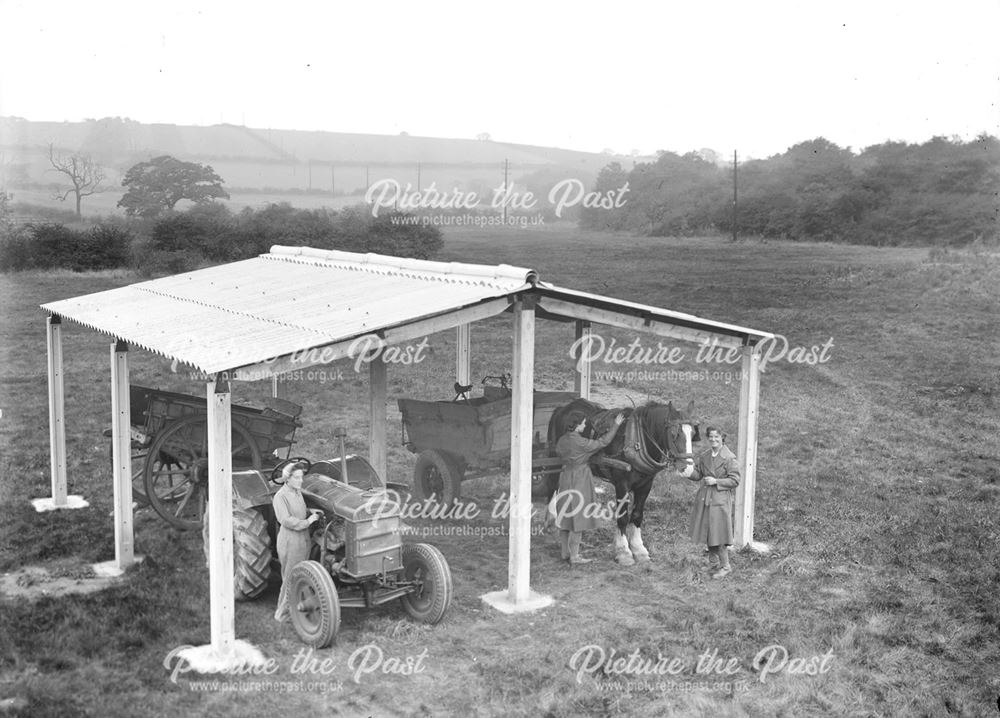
[{"left": 288, "top": 560, "right": 340, "bottom": 648}]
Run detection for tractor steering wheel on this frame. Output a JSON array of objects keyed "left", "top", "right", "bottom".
[{"left": 271, "top": 457, "right": 313, "bottom": 483}]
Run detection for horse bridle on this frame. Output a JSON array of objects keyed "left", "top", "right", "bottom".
[{"left": 640, "top": 407, "right": 694, "bottom": 462}]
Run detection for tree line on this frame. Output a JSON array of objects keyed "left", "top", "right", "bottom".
[
  {"left": 581, "top": 135, "right": 999, "bottom": 246},
  {"left": 0, "top": 155, "right": 442, "bottom": 273}
]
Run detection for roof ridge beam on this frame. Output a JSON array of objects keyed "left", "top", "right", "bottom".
[{"left": 266, "top": 245, "right": 537, "bottom": 286}]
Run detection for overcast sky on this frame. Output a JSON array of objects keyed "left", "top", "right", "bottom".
[{"left": 1, "top": 0, "right": 997, "bottom": 158}]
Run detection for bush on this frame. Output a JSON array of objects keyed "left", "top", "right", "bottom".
[
  {"left": 0, "top": 225, "right": 34, "bottom": 270},
  {"left": 368, "top": 211, "right": 444, "bottom": 259},
  {"left": 0, "top": 222, "right": 134, "bottom": 272},
  {"left": 129, "top": 235, "right": 203, "bottom": 277},
  {"left": 74, "top": 224, "right": 133, "bottom": 269}
]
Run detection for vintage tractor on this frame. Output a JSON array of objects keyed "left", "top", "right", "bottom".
[{"left": 221, "top": 433, "right": 453, "bottom": 648}]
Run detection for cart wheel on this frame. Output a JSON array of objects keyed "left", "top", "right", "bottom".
[
  {"left": 107, "top": 440, "right": 154, "bottom": 507},
  {"left": 288, "top": 560, "right": 340, "bottom": 648},
  {"left": 144, "top": 415, "right": 262, "bottom": 531},
  {"left": 400, "top": 543, "right": 452, "bottom": 624},
  {"left": 412, "top": 450, "right": 463, "bottom": 504}
]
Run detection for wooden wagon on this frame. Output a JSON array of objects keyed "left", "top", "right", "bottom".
[
  {"left": 397, "top": 384, "right": 578, "bottom": 502},
  {"left": 113, "top": 384, "right": 302, "bottom": 530}
]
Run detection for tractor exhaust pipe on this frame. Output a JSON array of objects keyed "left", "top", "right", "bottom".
[{"left": 334, "top": 426, "right": 349, "bottom": 484}]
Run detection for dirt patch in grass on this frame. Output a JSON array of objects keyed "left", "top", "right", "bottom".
[{"left": 0, "top": 559, "right": 116, "bottom": 602}]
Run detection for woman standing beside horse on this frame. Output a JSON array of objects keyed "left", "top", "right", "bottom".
[
  {"left": 551, "top": 410, "right": 625, "bottom": 565},
  {"left": 684, "top": 426, "right": 740, "bottom": 579}
]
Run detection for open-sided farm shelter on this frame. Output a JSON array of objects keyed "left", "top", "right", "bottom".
[{"left": 39, "top": 246, "right": 772, "bottom": 665}]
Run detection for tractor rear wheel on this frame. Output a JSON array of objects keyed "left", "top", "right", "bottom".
[
  {"left": 412, "top": 450, "right": 463, "bottom": 504},
  {"left": 233, "top": 508, "right": 271, "bottom": 601},
  {"left": 288, "top": 560, "right": 340, "bottom": 648},
  {"left": 400, "top": 543, "right": 452, "bottom": 624},
  {"left": 201, "top": 507, "right": 273, "bottom": 601}
]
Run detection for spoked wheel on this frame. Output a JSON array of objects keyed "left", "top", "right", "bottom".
[
  {"left": 399, "top": 543, "right": 452, "bottom": 624},
  {"left": 107, "top": 440, "right": 155, "bottom": 507},
  {"left": 143, "top": 415, "right": 261, "bottom": 530},
  {"left": 412, "top": 450, "right": 463, "bottom": 504},
  {"left": 289, "top": 560, "right": 341, "bottom": 648}
]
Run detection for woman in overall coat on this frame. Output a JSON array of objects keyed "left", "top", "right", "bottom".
[
  {"left": 551, "top": 410, "right": 625, "bottom": 564},
  {"left": 685, "top": 426, "right": 740, "bottom": 579},
  {"left": 272, "top": 462, "right": 318, "bottom": 621}
]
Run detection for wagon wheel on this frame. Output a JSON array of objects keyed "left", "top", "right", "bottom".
[
  {"left": 143, "top": 415, "right": 262, "bottom": 531},
  {"left": 399, "top": 543, "right": 452, "bottom": 624},
  {"left": 412, "top": 450, "right": 463, "bottom": 504},
  {"left": 289, "top": 560, "right": 341, "bottom": 648},
  {"left": 107, "top": 439, "right": 155, "bottom": 507}
]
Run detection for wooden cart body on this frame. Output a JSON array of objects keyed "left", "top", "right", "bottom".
[
  {"left": 397, "top": 390, "right": 577, "bottom": 500},
  {"left": 128, "top": 384, "right": 300, "bottom": 460},
  {"left": 117, "top": 384, "right": 301, "bottom": 530}
]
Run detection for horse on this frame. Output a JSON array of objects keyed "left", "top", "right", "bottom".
[{"left": 545, "top": 398, "right": 699, "bottom": 565}]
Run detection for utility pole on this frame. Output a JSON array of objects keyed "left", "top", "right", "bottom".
[{"left": 732, "top": 150, "right": 738, "bottom": 243}]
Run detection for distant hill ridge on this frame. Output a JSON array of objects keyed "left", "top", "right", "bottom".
[{"left": 0, "top": 116, "right": 616, "bottom": 170}]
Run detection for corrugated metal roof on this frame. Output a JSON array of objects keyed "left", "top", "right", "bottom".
[
  {"left": 41, "top": 246, "right": 537, "bottom": 374},
  {"left": 41, "top": 246, "right": 772, "bottom": 376},
  {"left": 534, "top": 283, "right": 773, "bottom": 342}
]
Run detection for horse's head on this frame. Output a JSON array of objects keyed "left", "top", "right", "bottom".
[{"left": 647, "top": 400, "right": 699, "bottom": 464}]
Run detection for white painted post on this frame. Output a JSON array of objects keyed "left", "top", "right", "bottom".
[
  {"left": 482, "top": 296, "right": 553, "bottom": 612},
  {"left": 573, "top": 320, "right": 591, "bottom": 400},
  {"left": 206, "top": 378, "right": 235, "bottom": 654},
  {"left": 735, "top": 344, "right": 762, "bottom": 549},
  {"left": 110, "top": 340, "right": 134, "bottom": 568},
  {"left": 508, "top": 297, "right": 535, "bottom": 603},
  {"left": 456, "top": 324, "right": 471, "bottom": 387},
  {"left": 35, "top": 315, "right": 88, "bottom": 512},
  {"left": 369, "top": 357, "right": 388, "bottom": 482},
  {"left": 46, "top": 315, "right": 67, "bottom": 505}
]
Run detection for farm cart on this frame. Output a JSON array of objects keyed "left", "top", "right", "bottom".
[
  {"left": 112, "top": 384, "right": 302, "bottom": 531},
  {"left": 397, "top": 377, "right": 578, "bottom": 503},
  {"left": 216, "top": 440, "right": 452, "bottom": 648}
]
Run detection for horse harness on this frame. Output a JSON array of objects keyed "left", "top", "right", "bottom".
[{"left": 589, "top": 407, "right": 673, "bottom": 475}]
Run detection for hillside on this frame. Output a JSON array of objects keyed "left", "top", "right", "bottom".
[{"left": 0, "top": 117, "right": 621, "bottom": 203}]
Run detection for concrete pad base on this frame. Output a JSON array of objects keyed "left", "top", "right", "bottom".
[
  {"left": 177, "top": 640, "right": 268, "bottom": 674},
  {"left": 481, "top": 589, "right": 554, "bottom": 614},
  {"left": 744, "top": 540, "right": 772, "bottom": 555},
  {"left": 32, "top": 495, "right": 89, "bottom": 512},
  {"left": 91, "top": 556, "right": 145, "bottom": 577}
]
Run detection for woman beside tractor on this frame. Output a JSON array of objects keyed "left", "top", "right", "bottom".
[{"left": 272, "top": 462, "right": 319, "bottom": 622}]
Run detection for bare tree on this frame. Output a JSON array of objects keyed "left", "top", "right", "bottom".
[{"left": 48, "top": 143, "right": 106, "bottom": 218}]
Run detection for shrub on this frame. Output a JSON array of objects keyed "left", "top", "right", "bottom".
[
  {"left": 0, "top": 225, "right": 34, "bottom": 271},
  {"left": 75, "top": 224, "right": 133, "bottom": 270},
  {"left": 0, "top": 221, "right": 134, "bottom": 272}
]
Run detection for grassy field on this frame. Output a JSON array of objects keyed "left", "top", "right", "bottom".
[{"left": 1, "top": 226, "right": 998, "bottom": 717}]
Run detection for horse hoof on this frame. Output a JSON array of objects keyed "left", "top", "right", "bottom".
[
  {"left": 634, "top": 552, "right": 651, "bottom": 563},
  {"left": 615, "top": 553, "right": 636, "bottom": 567}
]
